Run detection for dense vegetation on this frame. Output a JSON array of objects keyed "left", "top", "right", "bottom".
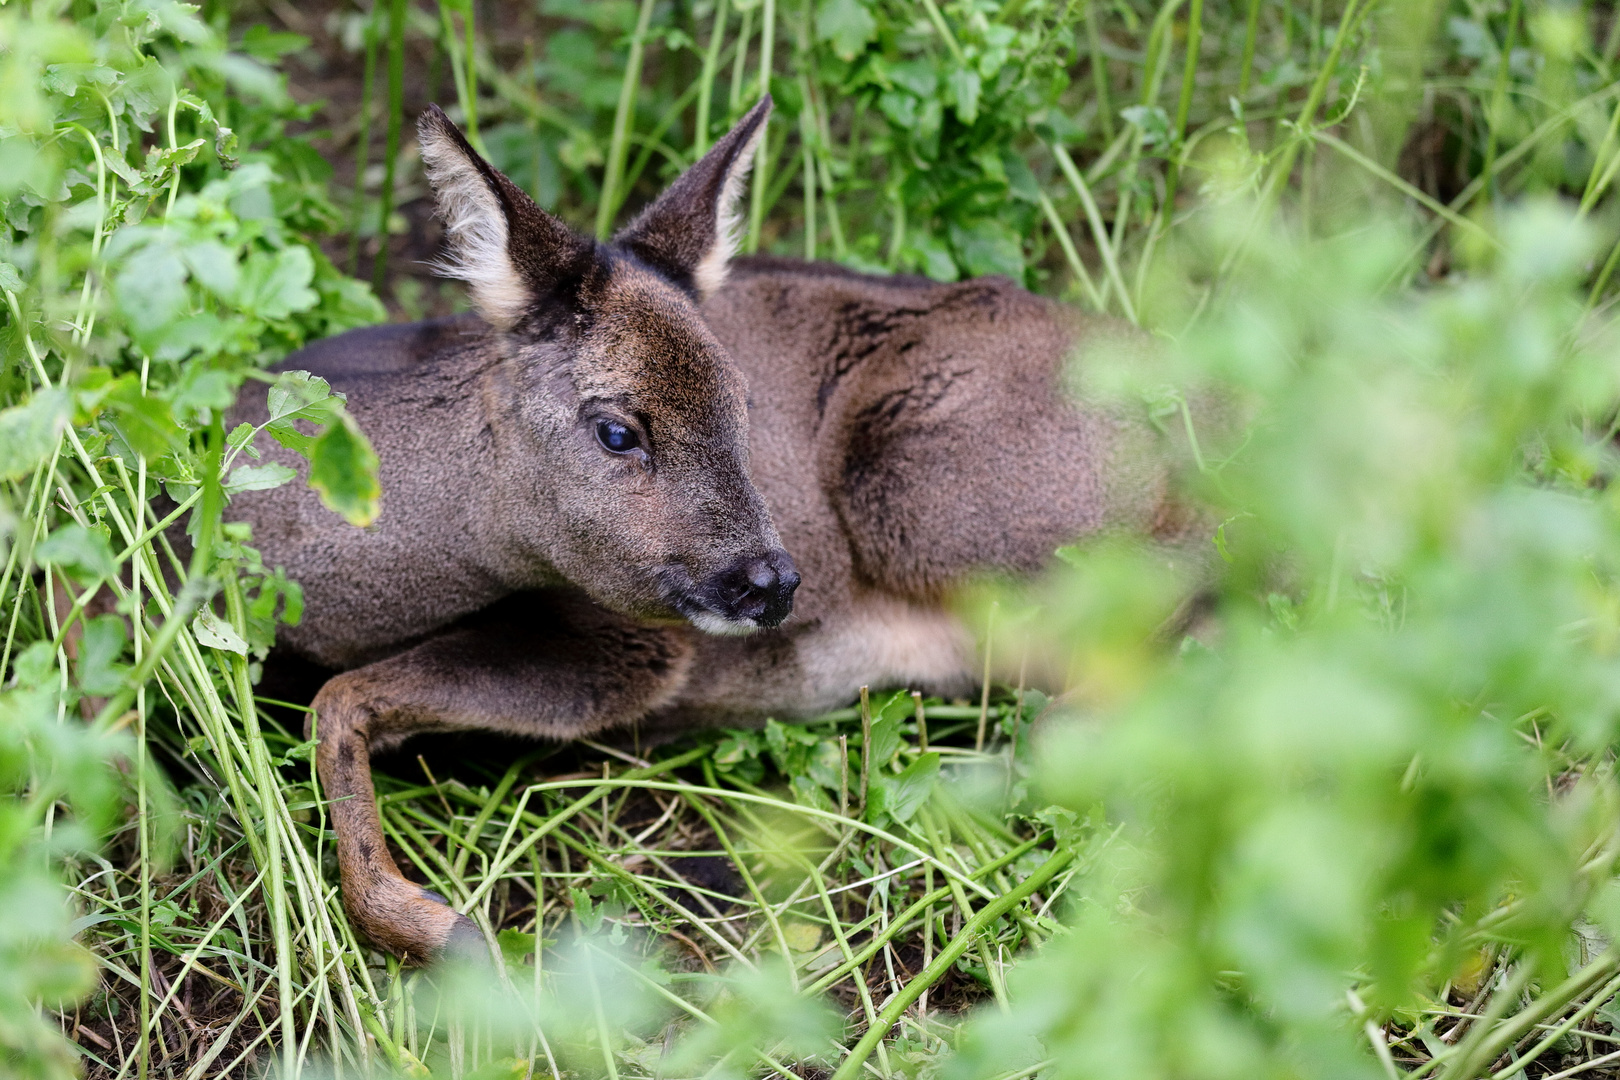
[{"left": 4, "top": 0, "right": 1620, "bottom": 1077}]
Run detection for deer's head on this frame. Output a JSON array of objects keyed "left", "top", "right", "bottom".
[{"left": 418, "top": 99, "right": 797, "bottom": 632}]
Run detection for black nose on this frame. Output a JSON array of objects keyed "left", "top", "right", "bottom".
[{"left": 706, "top": 549, "right": 800, "bottom": 627}]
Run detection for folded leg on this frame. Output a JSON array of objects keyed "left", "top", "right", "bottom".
[{"left": 311, "top": 590, "right": 692, "bottom": 961}]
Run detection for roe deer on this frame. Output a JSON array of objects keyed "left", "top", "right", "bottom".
[{"left": 227, "top": 102, "right": 1193, "bottom": 962}]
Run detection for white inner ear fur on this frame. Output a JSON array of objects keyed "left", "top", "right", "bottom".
[
  {"left": 692, "top": 119, "right": 769, "bottom": 301},
  {"left": 419, "top": 126, "right": 530, "bottom": 331}
]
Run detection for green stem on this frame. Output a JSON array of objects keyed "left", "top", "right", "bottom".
[
  {"left": 1051, "top": 142, "right": 1137, "bottom": 324},
  {"left": 349, "top": 0, "right": 382, "bottom": 276},
  {"left": 799, "top": 73, "right": 816, "bottom": 259},
  {"left": 1162, "top": 0, "right": 1204, "bottom": 218},
  {"left": 730, "top": 4, "right": 754, "bottom": 115},
  {"left": 746, "top": 0, "right": 776, "bottom": 253},
  {"left": 694, "top": 0, "right": 729, "bottom": 155},
  {"left": 1084, "top": 0, "right": 1114, "bottom": 140},
  {"left": 919, "top": 0, "right": 967, "bottom": 66},
  {"left": 462, "top": 0, "right": 478, "bottom": 140},
  {"left": 1262, "top": 0, "right": 1366, "bottom": 206},
  {"left": 1579, "top": 93, "right": 1620, "bottom": 216},
  {"left": 1038, "top": 190, "right": 1105, "bottom": 310},
  {"left": 1479, "top": 0, "right": 1522, "bottom": 209},
  {"left": 1238, "top": 0, "right": 1261, "bottom": 97},
  {"left": 1439, "top": 953, "right": 1620, "bottom": 1079},
  {"left": 597, "top": 0, "right": 658, "bottom": 239},
  {"left": 372, "top": 0, "right": 407, "bottom": 294},
  {"left": 829, "top": 845, "right": 1076, "bottom": 1080}
]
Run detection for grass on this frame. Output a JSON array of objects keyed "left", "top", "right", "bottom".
[
  {"left": 7, "top": 0, "right": 1620, "bottom": 1077},
  {"left": 66, "top": 695, "right": 1064, "bottom": 1077}
]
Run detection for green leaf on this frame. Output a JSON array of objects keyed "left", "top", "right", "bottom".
[
  {"left": 497, "top": 929, "right": 537, "bottom": 966},
  {"left": 950, "top": 218, "right": 1024, "bottom": 279},
  {"left": 265, "top": 371, "right": 342, "bottom": 455},
  {"left": 239, "top": 245, "right": 318, "bottom": 319},
  {"left": 225, "top": 462, "right": 296, "bottom": 495},
  {"left": 103, "top": 376, "right": 180, "bottom": 460},
  {"left": 866, "top": 707, "right": 902, "bottom": 771},
  {"left": 266, "top": 369, "right": 336, "bottom": 422},
  {"left": 181, "top": 240, "right": 240, "bottom": 302},
  {"left": 192, "top": 607, "right": 248, "bottom": 655},
  {"left": 171, "top": 364, "right": 237, "bottom": 424},
  {"left": 115, "top": 239, "right": 188, "bottom": 336},
  {"left": 885, "top": 751, "right": 939, "bottom": 824},
  {"left": 37, "top": 523, "right": 117, "bottom": 583},
  {"left": 816, "top": 0, "right": 876, "bottom": 61},
  {"left": 948, "top": 67, "right": 981, "bottom": 125},
  {"left": 77, "top": 614, "right": 129, "bottom": 696},
  {"left": 307, "top": 412, "right": 381, "bottom": 526},
  {"left": 0, "top": 388, "right": 71, "bottom": 481}
]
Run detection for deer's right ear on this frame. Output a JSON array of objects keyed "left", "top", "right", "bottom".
[{"left": 418, "top": 105, "right": 597, "bottom": 331}]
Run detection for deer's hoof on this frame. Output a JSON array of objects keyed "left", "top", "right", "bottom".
[
  {"left": 349, "top": 880, "right": 488, "bottom": 965},
  {"left": 438, "top": 910, "right": 486, "bottom": 963}
]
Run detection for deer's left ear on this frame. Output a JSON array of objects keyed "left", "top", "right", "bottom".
[{"left": 614, "top": 95, "right": 772, "bottom": 299}]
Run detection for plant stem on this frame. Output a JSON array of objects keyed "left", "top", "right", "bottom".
[
  {"left": 829, "top": 846, "right": 1076, "bottom": 1080},
  {"left": 349, "top": 0, "right": 382, "bottom": 276},
  {"left": 1480, "top": 0, "right": 1522, "bottom": 210},
  {"left": 1084, "top": 0, "right": 1114, "bottom": 140},
  {"left": 597, "top": 0, "right": 658, "bottom": 239},
  {"left": 694, "top": 0, "right": 729, "bottom": 155},
  {"left": 746, "top": 0, "right": 775, "bottom": 253},
  {"left": 730, "top": 4, "right": 754, "bottom": 115},
  {"left": 1162, "top": 0, "right": 1204, "bottom": 217},
  {"left": 1238, "top": 0, "right": 1261, "bottom": 96},
  {"left": 372, "top": 0, "right": 407, "bottom": 294},
  {"left": 462, "top": 0, "right": 478, "bottom": 140}
]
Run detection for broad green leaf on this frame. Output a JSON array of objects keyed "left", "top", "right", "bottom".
[
  {"left": 76, "top": 614, "right": 129, "bottom": 696},
  {"left": 181, "top": 240, "right": 240, "bottom": 302},
  {"left": 497, "top": 930, "right": 537, "bottom": 966},
  {"left": 115, "top": 239, "right": 188, "bottom": 335},
  {"left": 225, "top": 462, "right": 296, "bottom": 495},
  {"left": 950, "top": 218, "right": 1024, "bottom": 279},
  {"left": 0, "top": 388, "right": 70, "bottom": 481},
  {"left": 266, "top": 369, "right": 335, "bottom": 422},
  {"left": 816, "top": 0, "right": 876, "bottom": 61},
  {"left": 36, "top": 523, "right": 117, "bottom": 582},
  {"left": 884, "top": 752, "right": 939, "bottom": 824},
  {"left": 239, "top": 245, "right": 317, "bottom": 319},
  {"left": 171, "top": 364, "right": 237, "bottom": 423},
  {"left": 265, "top": 371, "right": 343, "bottom": 455},
  {"left": 806, "top": 738, "right": 847, "bottom": 791},
  {"left": 865, "top": 706, "right": 902, "bottom": 771},
  {"left": 948, "top": 67, "right": 981, "bottom": 125},
  {"left": 307, "top": 412, "right": 381, "bottom": 526},
  {"left": 102, "top": 376, "right": 180, "bottom": 460},
  {"left": 192, "top": 607, "right": 248, "bottom": 655}
]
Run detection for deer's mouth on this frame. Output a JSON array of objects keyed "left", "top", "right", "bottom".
[{"left": 658, "top": 553, "right": 800, "bottom": 635}]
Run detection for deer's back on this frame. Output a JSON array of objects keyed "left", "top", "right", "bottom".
[{"left": 703, "top": 257, "right": 1170, "bottom": 618}]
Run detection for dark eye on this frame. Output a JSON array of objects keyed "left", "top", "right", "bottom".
[{"left": 595, "top": 418, "right": 641, "bottom": 455}]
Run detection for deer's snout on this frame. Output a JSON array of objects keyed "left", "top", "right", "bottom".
[{"left": 705, "top": 550, "right": 799, "bottom": 628}]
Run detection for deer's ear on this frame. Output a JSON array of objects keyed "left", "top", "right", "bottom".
[
  {"left": 614, "top": 95, "right": 772, "bottom": 300},
  {"left": 418, "top": 104, "right": 597, "bottom": 331}
]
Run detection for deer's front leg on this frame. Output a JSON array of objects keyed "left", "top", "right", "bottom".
[{"left": 311, "top": 591, "right": 694, "bottom": 962}]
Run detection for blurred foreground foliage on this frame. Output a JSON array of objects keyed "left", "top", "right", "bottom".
[
  {"left": 962, "top": 200, "right": 1620, "bottom": 1079},
  {"left": 6, "top": 0, "right": 1620, "bottom": 1078}
]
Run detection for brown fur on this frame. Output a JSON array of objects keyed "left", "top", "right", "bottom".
[{"left": 227, "top": 108, "right": 1193, "bottom": 960}]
